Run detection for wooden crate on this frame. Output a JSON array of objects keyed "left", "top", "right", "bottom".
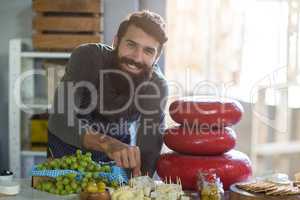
[
  {"left": 33, "top": 15, "right": 103, "bottom": 33},
  {"left": 32, "top": 0, "right": 104, "bottom": 51},
  {"left": 32, "top": 0, "right": 103, "bottom": 13},
  {"left": 32, "top": 33, "right": 103, "bottom": 51}
]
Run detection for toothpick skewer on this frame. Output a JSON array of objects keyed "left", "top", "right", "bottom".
[
  {"left": 130, "top": 173, "right": 133, "bottom": 187},
  {"left": 179, "top": 178, "right": 182, "bottom": 189}
]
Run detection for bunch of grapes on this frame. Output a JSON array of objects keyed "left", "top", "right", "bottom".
[
  {"left": 34, "top": 150, "right": 120, "bottom": 195},
  {"left": 35, "top": 173, "right": 119, "bottom": 195},
  {"left": 36, "top": 150, "right": 111, "bottom": 173},
  {"left": 35, "top": 173, "right": 81, "bottom": 195}
]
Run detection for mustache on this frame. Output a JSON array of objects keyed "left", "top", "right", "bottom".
[{"left": 119, "top": 57, "right": 148, "bottom": 69}]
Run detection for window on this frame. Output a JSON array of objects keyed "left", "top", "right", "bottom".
[{"left": 165, "top": 0, "right": 300, "bottom": 176}]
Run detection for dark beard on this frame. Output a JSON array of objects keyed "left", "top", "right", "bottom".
[{"left": 109, "top": 49, "right": 153, "bottom": 95}]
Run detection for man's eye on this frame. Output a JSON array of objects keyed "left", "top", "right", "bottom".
[
  {"left": 127, "top": 42, "right": 135, "bottom": 48},
  {"left": 145, "top": 49, "right": 154, "bottom": 56}
]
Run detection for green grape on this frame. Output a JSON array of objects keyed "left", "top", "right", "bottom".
[
  {"left": 85, "top": 156, "right": 92, "bottom": 163},
  {"left": 55, "top": 176, "right": 63, "bottom": 182},
  {"left": 67, "top": 173, "right": 77, "bottom": 179},
  {"left": 60, "top": 190, "right": 67, "bottom": 195},
  {"left": 36, "top": 183, "right": 42, "bottom": 190},
  {"left": 101, "top": 165, "right": 111, "bottom": 173},
  {"left": 49, "top": 188, "right": 56, "bottom": 194},
  {"left": 65, "top": 185, "right": 72, "bottom": 193},
  {"left": 71, "top": 156, "right": 77, "bottom": 163},
  {"left": 76, "top": 188, "right": 82, "bottom": 193},
  {"left": 56, "top": 181, "right": 64, "bottom": 190},
  {"left": 86, "top": 152, "right": 92, "bottom": 157},
  {"left": 100, "top": 178, "right": 107, "bottom": 185},
  {"left": 94, "top": 165, "right": 102, "bottom": 172},
  {"left": 36, "top": 164, "right": 43, "bottom": 170},
  {"left": 76, "top": 149, "right": 82, "bottom": 156},
  {"left": 71, "top": 181, "right": 78, "bottom": 190},
  {"left": 80, "top": 161, "right": 88, "bottom": 168},
  {"left": 77, "top": 167, "right": 84, "bottom": 172},
  {"left": 87, "top": 164, "right": 94, "bottom": 171},
  {"left": 41, "top": 163, "right": 46, "bottom": 169},
  {"left": 50, "top": 160, "right": 58, "bottom": 168},
  {"left": 92, "top": 172, "right": 99, "bottom": 179},
  {"left": 61, "top": 162, "right": 68, "bottom": 169},
  {"left": 71, "top": 163, "right": 78, "bottom": 170},
  {"left": 52, "top": 163, "right": 58, "bottom": 169},
  {"left": 81, "top": 181, "right": 87, "bottom": 189},
  {"left": 85, "top": 172, "right": 92, "bottom": 178},
  {"left": 62, "top": 177, "right": 70, "bottom": 185},
  {"left": 110, "top": 180, "right": 119, "bottom": 188},
  {"left": 94, "top": 164, "right": 100, "bottom": 172},
  {"left": 43, "top": 163, "right": 50, "bottom": 170},
  {"left": 54, "top": 188, "right": 60, "bottom": 195},
  {"left": 60, "top": 159, "right": 66, "bottom": 167},
  {"left": 42, "top": 181, "right": 52, "bottom": 192},
  {"left": 82, "top": 176, "right": 89, "bottom": 183},
  {"left": 66, "top": 157, "right": 72, "bottom": 165}
]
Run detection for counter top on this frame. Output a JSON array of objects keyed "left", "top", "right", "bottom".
[
  {"left": 0, "top": 179, "right": 78, "bottom": 200},
  {"left": 0, "top": 179, "right": 229, "bottom": 200}
]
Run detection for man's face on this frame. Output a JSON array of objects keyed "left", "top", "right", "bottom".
[{"left": 115, "top": 25, "right": 160, "bottom": 78}]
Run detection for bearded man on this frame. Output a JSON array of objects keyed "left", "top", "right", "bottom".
[{"left": 48, "top": 10, "right": 168, "bottom": 177}]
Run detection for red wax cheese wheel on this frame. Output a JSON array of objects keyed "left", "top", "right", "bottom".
[
  {"left": 163, "top": 126, "right": 236, "bottom": 155},
  {"left": 156, "top": 150, "right": 252, "bottom": 190},
  {"left": 169, "top": 96, "right": 243, "bottom": 127}
]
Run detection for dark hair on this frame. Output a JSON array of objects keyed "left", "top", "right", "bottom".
[{"left": 116, "top": 10, "right": 168, "bottom": 53}]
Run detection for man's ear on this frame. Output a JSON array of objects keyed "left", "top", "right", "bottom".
[{"left": 112, "top": 36, "right": 118, "bottom": 49}]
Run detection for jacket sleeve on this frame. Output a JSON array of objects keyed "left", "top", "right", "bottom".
[
  {"left": 136, "top": 79, "right": 169, "bottom": 177},
  {"left": 48, "top": 44, "right": 100, "bottom": 148}
]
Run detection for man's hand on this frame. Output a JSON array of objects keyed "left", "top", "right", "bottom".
[
  {"left": 105, "top": 139, "right": 141, "bottom": 177},
  {"left": 83, "top": 131, "right": 141, "bottom": 176}
]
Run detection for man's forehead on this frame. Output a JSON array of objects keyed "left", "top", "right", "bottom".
[{"left": 122, "top": 25, "right": 160, "bottom": 51}]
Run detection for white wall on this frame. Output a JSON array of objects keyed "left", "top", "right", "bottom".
[{"left": 0, "top": 0, "right": 32, "bottom": 171}]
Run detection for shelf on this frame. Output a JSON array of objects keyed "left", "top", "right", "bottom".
[
  {"left": 21, "top": 51, "right": 71, "bottom": 59},
  {"left": 20, "top": 104, "right": 50, "bottom": 111},
  {"left": 19, "top": 97, "right": 51, "bottom": 113},
  {"left": 21, "top": 150, "right": 47, "bottom": 157},
  {"left": 10, "top": 39, "right": 69, "bottom": 177}
]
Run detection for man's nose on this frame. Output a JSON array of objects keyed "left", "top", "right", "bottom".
[{"left": 131, "top": 48, "right": 143, "bottom": 63}]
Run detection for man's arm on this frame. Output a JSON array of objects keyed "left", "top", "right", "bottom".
[
  {"left": 48, "top": 44, "right": 99, "bottom": 148},
  {"left": 136, "top": 78, "right": 168, "bottom": 177},
  {"left": 83, "top": 130, "right": 141, "bottom": 176}
]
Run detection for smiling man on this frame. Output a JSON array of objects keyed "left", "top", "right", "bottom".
[{"left": 48, "top": 10, "right": 168, "bottom": 177}]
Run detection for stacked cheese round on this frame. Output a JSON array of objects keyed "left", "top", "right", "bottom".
[{"left": 157, "top": 96, "right": 252, "bottom": 190}]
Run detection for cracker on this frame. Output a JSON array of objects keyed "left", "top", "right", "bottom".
[
  {"left": 266, "top": 185, "right": 300, "bottom": 196},
  {"left": 238, "top": 180, "right": 300, "bottom": 196},
  {"left": 266, "top": 186, "right": 290, "bottom": 196},
  {"left": 237, "top": 181, "right": 276, "bottom": 193}
]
